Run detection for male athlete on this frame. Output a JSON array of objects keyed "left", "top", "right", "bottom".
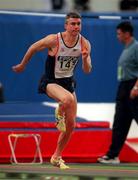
[{"left": 12, "top": 12, "right": 92, "bottom": 169}]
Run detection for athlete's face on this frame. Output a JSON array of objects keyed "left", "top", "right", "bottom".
[{"left": 65, "top": 18, "right": 81, "bottom": 36}]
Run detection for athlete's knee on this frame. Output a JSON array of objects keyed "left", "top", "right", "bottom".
[{"left": 61, "top": 94, "right": 75, "bottom": 109}]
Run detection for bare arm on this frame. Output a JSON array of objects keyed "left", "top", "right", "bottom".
[
  {"left": 81, "top": 38, "right": 92, "bottom": 73},
  {"left": 12, "top": 34, "right": 57, "bottom": 73}
]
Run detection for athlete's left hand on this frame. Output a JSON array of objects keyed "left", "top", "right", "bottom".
[{"left": 82, "top": 47, "right": 89, "bottom": 60}]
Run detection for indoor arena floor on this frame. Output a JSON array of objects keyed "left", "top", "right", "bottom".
[{"left": 0, "top": 163, "right": 138, "bottom": 180}]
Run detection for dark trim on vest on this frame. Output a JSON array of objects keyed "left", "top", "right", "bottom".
[{"left": 60, "top": 32, "right": 80, "bottom": 48}]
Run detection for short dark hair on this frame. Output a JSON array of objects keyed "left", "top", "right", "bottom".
[
  {"left": 116, "top": 21, "right": 134, "bottom": 36},
  {"left": 65, "top": 12, "right": 81, "bottom": 23}
]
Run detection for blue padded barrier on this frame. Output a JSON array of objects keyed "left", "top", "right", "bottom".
[{"left": 0, "top": 11, "right": 138, "bottom": 102}]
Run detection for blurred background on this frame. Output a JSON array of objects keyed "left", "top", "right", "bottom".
[
  {"left": 0, "top": 0, "right": 138, "bottom": 12},
  {"left": 1, "top": 0, "right": 138, "bottom": 103}
]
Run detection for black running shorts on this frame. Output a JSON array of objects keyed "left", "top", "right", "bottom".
[{"left": 38, "top": 74, "right": 76, "bottom": 94}]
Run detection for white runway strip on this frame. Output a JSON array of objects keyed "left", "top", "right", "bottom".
[{"left": 43, "top": 102, "right": 138, "bottom": 138}]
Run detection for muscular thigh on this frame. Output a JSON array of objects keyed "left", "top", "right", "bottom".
[
  {"left": 46, "top": 83, "right": 72, "bottom": 102},
  {"left": 47, "top": 84, "right": 77, "bottom": 118}
]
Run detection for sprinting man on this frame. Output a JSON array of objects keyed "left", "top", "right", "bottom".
[{"left": 12, "top": 11, "right": 92, "bottom": 169}]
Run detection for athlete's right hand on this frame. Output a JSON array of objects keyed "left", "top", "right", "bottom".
[{"left": 12, "top": 63, "right": 25, "bottom": 73}]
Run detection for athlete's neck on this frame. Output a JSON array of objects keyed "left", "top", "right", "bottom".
[{"left": 62, "top": 32, "right": 79, "bottom": 47}]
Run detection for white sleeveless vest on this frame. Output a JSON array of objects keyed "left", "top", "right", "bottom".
[{"left": 54, "top": 32, "right": 82, "bottom": 78}]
